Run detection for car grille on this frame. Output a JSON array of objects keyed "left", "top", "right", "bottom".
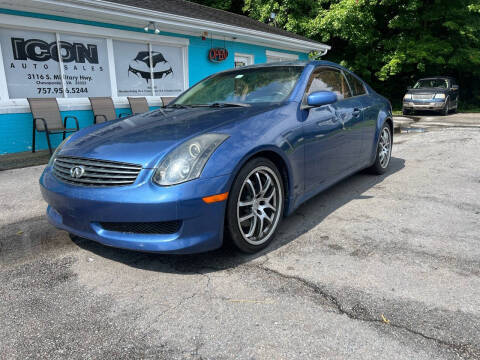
[
  {"left": 412, "top": 94, "right": 433, "bottom": 100},
  {"left": 53, "top": 156, "right": 142, "bottom": 186},
  {"left": 100, "top": 221, "right": 182, "bottom": 234}
]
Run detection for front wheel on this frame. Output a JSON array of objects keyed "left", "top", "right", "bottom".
[
  {"left": 442, "top": 101, "right": 449, "bottom": 116},
  {"left": 369, "top": 124, "right": 392, "bottom": 175},
  {"left": 225, "top": 158, "right": 284, "bottom": 253}
]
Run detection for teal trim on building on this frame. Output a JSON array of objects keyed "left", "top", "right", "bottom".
[
  {"left": 0, "top": 107, "right": 163, "bottom": 154},
  {"left": 0, "top": 9, "right": 309, "bottom": 154}
]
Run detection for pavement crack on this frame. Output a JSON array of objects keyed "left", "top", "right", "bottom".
[{"left": 249, "top": 263, "right": 478, "bottom": 357}]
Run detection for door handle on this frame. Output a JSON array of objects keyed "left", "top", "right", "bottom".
[{"left": 352, "top": 108, "right": 361, "bottom": 117}]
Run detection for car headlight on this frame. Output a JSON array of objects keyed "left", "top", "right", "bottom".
[
  {"left": 152, "top": 133, "right": 229, "bottom": 186},
  {"left": 434, "top": 93, "right": 446, "bottom": 100},
  {"left": 47, "top": 135, "right": 72, "bottom": 167},
  {"left": 403, "top": 93, "right": 412, "bottom": 100}
]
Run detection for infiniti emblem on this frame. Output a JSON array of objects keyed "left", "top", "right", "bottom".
[{"left": 70, "top": 166, "right": 85, "bottom": 179}]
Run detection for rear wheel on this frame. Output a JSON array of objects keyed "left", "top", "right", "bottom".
[
  {"left": 369, "top": 123, "right": 392, "bottom": 175},
  {"left": 225, "top": 158, "right": 284, "bottom": 253}
]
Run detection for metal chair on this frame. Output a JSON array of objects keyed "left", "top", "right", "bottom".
[
  {"left": 89, "top": 97, "right": 129, "bottom": 124},
  {"left": 161, "top": 97, "right": 176, "bottom": 106},
  {"left": 127, "top": 97, "right": 150, "bottom": 114},
  {"left": 28, "top": 98, "right": 79, "bottom": 155}
]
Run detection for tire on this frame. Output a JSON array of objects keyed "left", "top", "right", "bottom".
[
  {"left": 442, "top": 101, "right": 449, "bottom": 116},
  {"left": 402, "top": 108, "right": 409, "bottom": 115},
  {"left": 369, "top": 123, "right": 392, "bottom": 175},
  {"left": 225, "top": 157, "right": 284, "bottom": 253}
]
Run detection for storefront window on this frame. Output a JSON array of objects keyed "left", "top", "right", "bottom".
[
  {"left": 151, "top": 44, "right": 184, "bottom": 96},
  {"left": 0, "top": 28, "right": 62, "bottom": 98},
  {"left": 0, "top": 27, "right": 187, "bottom": 101},
  {"left": 113, "top": 40, "right": 184, "bottom": 97},
  {"left": 113, "top": 40, "right": 152, "bottom": 96},
  {"left": 59, "top": 34, "right": 111, "bottom": 97}
]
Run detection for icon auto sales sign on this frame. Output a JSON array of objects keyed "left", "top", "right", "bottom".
[
  {"left": 0, "top": 28, "right": 111, "bottom": 98},
  {"left": 208, "top": 48, "right": 228, "bottom": 63}
]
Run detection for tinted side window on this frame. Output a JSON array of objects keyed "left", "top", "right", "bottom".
[
  {"left": 344, "top": 72, "right": 367, "bottom": 96},
  {"left": 306, "top": 68, "right": 351, "bottom": 100}
]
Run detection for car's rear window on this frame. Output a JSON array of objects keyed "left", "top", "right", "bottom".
[{"left": 344, "top": 72, "right": 367, "bottom": 96}]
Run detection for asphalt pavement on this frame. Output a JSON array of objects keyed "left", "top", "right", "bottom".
[{"left": 1, "top": 113, "right": 479, "bottom": 359}]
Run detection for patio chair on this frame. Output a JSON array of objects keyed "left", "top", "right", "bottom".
[
  {"left": 89, "top": 97, "right": 129, "bottom": 124},
  {"left": 127, "top": 97, "right": 150, "bottom": 114},
  {"left": 28, "top": 98, "right": 79, "bottom": 155},
  {"left": 161, "top": 97, "right": 176, "bottom": 106}
]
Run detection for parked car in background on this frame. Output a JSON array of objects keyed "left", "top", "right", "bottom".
[
  {"left": 40, "top": 61, "right": 393, "bottom": 255},
  {"left": 403, "top": 77, "right": 459, "bottom": 115}
]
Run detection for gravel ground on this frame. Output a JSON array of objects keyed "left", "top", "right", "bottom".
[{"left": 1, "top": 115, "right": 479, "bottom": 359}]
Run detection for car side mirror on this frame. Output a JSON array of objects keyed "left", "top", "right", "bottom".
[
  {"left": 407, "top": 86, "right": 412, "bottom": 90},
  {"left": 452, "top": 85, "right": 459, "bottom": 90},
  {"left": 306, "top": 91, "right": 337, "bottom": 108}
]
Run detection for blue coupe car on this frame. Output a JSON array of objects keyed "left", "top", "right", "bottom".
[{"left": 40, "top": 61, "right": 393, "bottom": 254}]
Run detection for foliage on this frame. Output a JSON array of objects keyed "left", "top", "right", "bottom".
[
  {"left": 189, "top": 0, "right": 245, "bottom": 14},
  {"left": 192, "top": 0, "right": 480, "bottom": 108}
]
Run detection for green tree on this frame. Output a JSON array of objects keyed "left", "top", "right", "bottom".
[
  {"left": 189, "top": 0, "right": 245, "bottom": 14},
  {"left": 194, "top": 0, "right": 480, "bottom": 108}
]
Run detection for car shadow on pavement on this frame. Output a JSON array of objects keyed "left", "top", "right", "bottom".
[{"left": 73, "top": 157, "right": 405, "bottom": 274}]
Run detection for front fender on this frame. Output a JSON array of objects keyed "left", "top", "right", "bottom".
[
  {"left": 230, "top": 144, "right": 294, "bottom": 183},
  {"left": 370, "top": 107, "right": 393, "bottom": 164}
]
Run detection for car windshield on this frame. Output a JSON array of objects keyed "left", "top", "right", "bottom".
[
  {"left": 172, "top": 66, "right": 304, "bottom": 106},
  {"left": 413, "top": 79, "right": 448, "bottom": 89}
]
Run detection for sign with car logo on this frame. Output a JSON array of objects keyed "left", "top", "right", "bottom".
[
  {"left": 70, "top": 166, "right": 85, "bottom": 179},
  {"left": 113, "top": 40, "right": 185, "bottom": 97}
]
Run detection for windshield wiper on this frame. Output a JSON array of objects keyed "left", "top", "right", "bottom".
[
  {"left": 167, "top": 102, "right": 250, "bottom": 108},
  {"left": 166, "top": 103, "right": 190, "bottom": 109},
  {"left": 208, "top": 102, "right": 251, "bottom": 108}
]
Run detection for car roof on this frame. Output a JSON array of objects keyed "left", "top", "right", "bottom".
[
  {"left": 217, "top": 60, "right": 351, "bottom": 73},
  {"left": 417, "top": 76, "right": 456, "bottom": 81}
]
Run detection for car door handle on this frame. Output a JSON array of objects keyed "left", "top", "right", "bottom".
[{"left": 352, "top": 108, "right": 361, "bottom": 117}]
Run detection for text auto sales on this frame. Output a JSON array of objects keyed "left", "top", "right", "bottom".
[{"left": 9, "top": 38, "right": 104, "bottom": 72}]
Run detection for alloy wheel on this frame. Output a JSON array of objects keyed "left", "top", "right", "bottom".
[
  {"left": 378, "top": 127, "right": 392, "bottom": 169},
  {"left": 236, "top": 166, "right": 282, "bottom": 245}
]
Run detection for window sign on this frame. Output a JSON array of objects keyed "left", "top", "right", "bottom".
[
  {"left": 0, "top": 28, "right": 62, "bottom": 98},
  {"left": 0, "top": 28, "right": 186, "bottom": 100},
  {"left": 59, "top": 34, "right": 111, "bottom": 97},
  {"left": 114, "top": 40, "right": 185, "bottom": 97},
  {"left": 151, "top": 44, "right": 184, "bottom": 96},
  {"left": 266, "top": 50, "right": 298, "bottom": 63},
  {"left": 234, "top": 53, "right": 253, "bottom": 68},
  {"left": 113, "top": 41, "right": 153, "bottom": 96}
]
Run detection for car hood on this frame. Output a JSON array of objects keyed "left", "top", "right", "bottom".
[
  {"left": 406, "top": 88, "right": 448, "bottom": 95},
  {"left": 59, "top": 105, "right": 274, "bottom": 168}
]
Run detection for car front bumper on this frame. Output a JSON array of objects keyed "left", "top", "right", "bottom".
[
  {"left": 403, "top": 100, "right": 446, "bottom": 111},
  {"left": 40, "top": 166, "right": 231, "bottom": 254}
]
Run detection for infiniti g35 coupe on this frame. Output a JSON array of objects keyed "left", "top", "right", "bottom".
[{"left": 40, "top": 61, "right": 393, "bottom": 254}]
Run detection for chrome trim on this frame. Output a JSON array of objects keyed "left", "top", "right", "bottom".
[
  {"left": 53, "top": 156, "right": 142, "bottom": 187},
  {"left": 412, "top": 94, "right": 434, "bottom": 100}
]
